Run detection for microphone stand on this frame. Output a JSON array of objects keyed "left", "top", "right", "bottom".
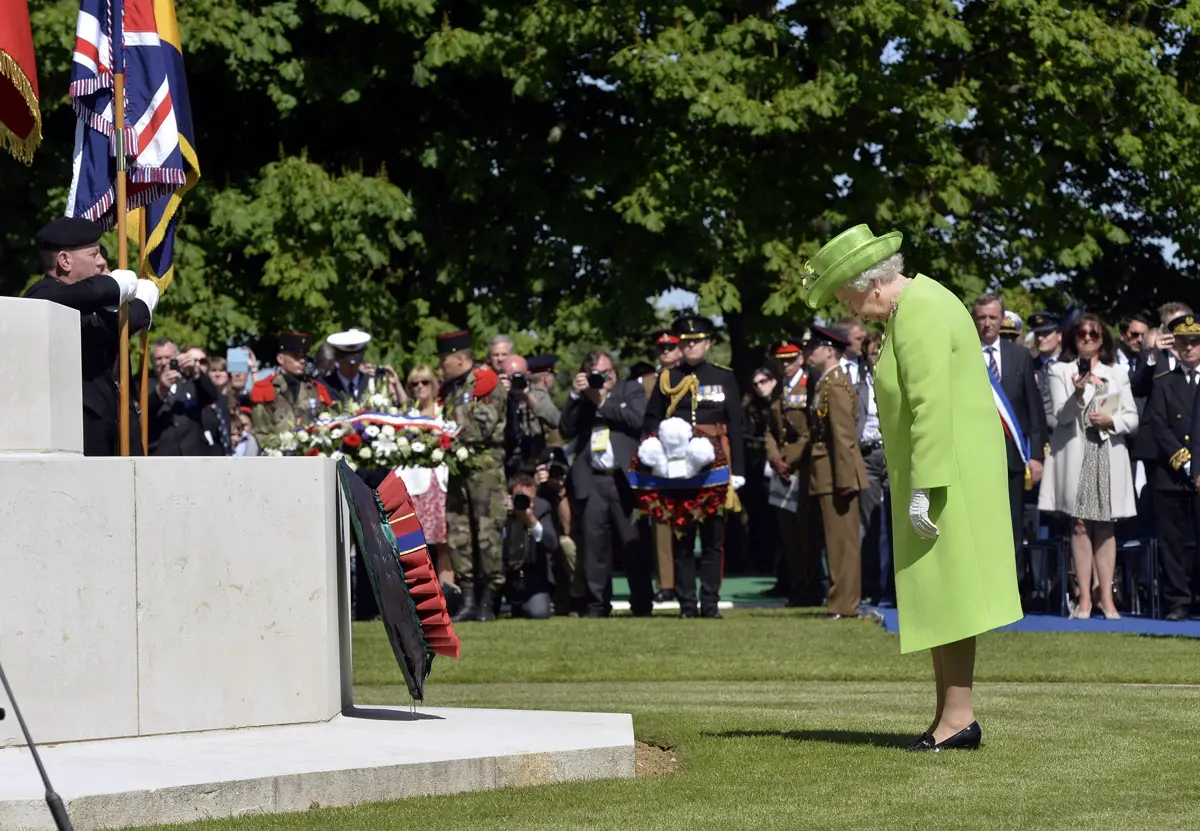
[{"left": 0, "top": 657, "right": 74, "bottom": 830}]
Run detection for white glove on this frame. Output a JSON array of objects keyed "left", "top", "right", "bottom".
[
  {"left": 731, "top": 475, "right": 745, "bottom": 490},
  {"left": 134, "top": 279, "right": 160, "bottom": 314},
  {"left": 1186, "top": 461, "right": 1192, "bottom": 478},
  {"left": 909, "top": 488, "right": 939, "bottom": 539},
  {"left": 110, "top": 268, "right": 138, "bottom": 304}
]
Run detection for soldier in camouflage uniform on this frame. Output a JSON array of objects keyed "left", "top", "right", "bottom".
[
  {"left": 438, "top": 329, "right": 509, "bottom": 623},
  {"left": 250, "top": 332, "right": 334, "bottom": 435}
]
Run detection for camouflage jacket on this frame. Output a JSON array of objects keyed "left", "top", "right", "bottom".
[
  {"left": 441, "top": 362, "right": 507, "bottom": 472},
  {"left": 249, "top": 372, "right": 334, "bottom": 436}
]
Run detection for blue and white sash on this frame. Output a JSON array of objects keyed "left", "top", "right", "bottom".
[{"left": 989, "top": 373, "right": 1029, "bottom": 469}]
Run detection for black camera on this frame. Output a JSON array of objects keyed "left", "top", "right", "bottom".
[
  {"left": 169, "top": 358, "right": 180, "bottom": 371},
  {"left": 1077, "top": 357, "right": 1090, "bottom": 377},
  {"left": 548, "top": 462, "right": 568, "bottom": 480},
  {"left": 512, "top": 492, "right": 531, "bottom": 512},
  {"left": 587, "top": 369, "right": 606, "bottom": 390},
  {"left": 510, "top": 371, "right": 528, "bottom": 391}
]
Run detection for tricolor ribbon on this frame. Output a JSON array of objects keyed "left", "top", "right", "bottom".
[{"left": 989, "top": 372, "right": 1030, "bottom": 474}]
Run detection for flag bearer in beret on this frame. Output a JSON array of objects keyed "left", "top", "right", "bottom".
[
  {"left": 644, "top": 314, "right": 745, "bottom": 618},
  {"left": 438, "top": 329, "right": 508, "bottom": 623},
  {"left": 803, "top": 223, "right": 1022, "bottom": 751},
  {"left": 25, "top": 217, "right": 160, "bottom": 456},
  {"left": 805, "top": 326, "right": 868, "bottom": 618},
  {"left": 645, "top": 328, "right": 683, "bottom": 602},
  {"left": 250, "top": 332, "right": 333, "bottom": 434},
  {"left": 1149, "top": 314, "right": 1200, "bottom": 621},
  {"left": 764, "top": 335, "right": 822, "bottom": 606}
]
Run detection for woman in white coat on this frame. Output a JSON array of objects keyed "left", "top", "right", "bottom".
[{"left": 1038, "top": 314, "right": 1138, "bottom": 619}]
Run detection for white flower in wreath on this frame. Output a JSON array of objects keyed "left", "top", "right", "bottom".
[
  {"left": 346, "top": 459, "right": 358, "bottom": 470},
  {"left": 381, "top": 425, "right": 396, "bottom": 439},
  {"left": 443, "top": 420, "right": 458, "bottom": 434},
  {"left": 318, "top": 411, "right": 332, "bottom": 421},
  {"left": 388, "top": 407, "right": 400, "bottom": 415},
  {"left": 431, "top": 448, "right": 445, "bottom": 463},
  {"left": 358, "top": 447, "right": 372, "bottom": 460},
  {"left": 365, "top": 425, "right": 381, "bottom": 438},
  {"left": 278, "top": 431, "right": 298, "bottom": 451},
  {"left": 411, "top": 441, "right": 427, "bottom": 455},
  {"left": 331, "top": 428, "right": 345, "bottom": 440},
  {"left": 330, "top": 450, "right": 344, "bottom": 461},
  {"left": 455, "top": 447, "right": 470, "bottom": 462},
  {"left": 264, "top": 448, "right": 283, "bottom": 457},
  {"left": 395, "top": 435, "right": 409, "bottom": 449},
  {"left": 369, "top": 393, "right": 391, "bottom": 410}
]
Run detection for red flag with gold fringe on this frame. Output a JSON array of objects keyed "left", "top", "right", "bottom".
[{"left": 0, "top": 0, "right": 41, "bottom": 163}]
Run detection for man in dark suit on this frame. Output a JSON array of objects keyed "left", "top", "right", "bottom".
[
  {"left": 24, "top": 217, "right": 159, "bottom": 456},
  {"left": 851, "top": 333, "right": 892, "bottom": 606},
  {"left": 973, "top": 294, "right": 1048, "bottom": 600},
  {"left": 1154, "top": 315, "right": 1200, "bottom": 621},
  {"left": 561, "top": 349, "right": 649, "bottom": 617}
]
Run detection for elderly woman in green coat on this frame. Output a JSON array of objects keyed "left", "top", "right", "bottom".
[{"left": 802, "top": 225, "right": 1022, "bottom": 752}]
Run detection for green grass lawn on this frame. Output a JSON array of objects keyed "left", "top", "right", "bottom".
[{"left": 137, "top": 611, "right": 1200, "bottom": 831}]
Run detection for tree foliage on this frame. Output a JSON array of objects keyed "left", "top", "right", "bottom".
[{"left": 3, "top": 0, "right": 1198, "bottom": 377}]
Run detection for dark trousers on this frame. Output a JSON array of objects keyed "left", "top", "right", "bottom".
[
  {"left": 776, "top": 500, "right": 819, "bottom": 604},
  {"left": 674, "top": 515, "right": 726, "bottom": 615},
  {"left": 1155, "top": 488, "right": 1199, "bottom": 614},
  {"left": 581, "top": 471, "right": 650, "bottom": 614},
  {"left": 859, "top": 447, "right": 892, "bottom": 603},
  {"left": 1008, "top": 470, "right": 1047, "bottom": 597}
]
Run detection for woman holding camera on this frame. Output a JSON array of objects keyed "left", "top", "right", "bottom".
[{"left": 1038, "top": 314, "right": 1138, "bottom": 619}]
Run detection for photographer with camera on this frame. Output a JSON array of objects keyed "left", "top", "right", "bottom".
[
  {"left": 146, "top": 338, "right": 223, "bottom": 456},
  {"left": 535, "top": 447, "right": 578, "bottom": 613},
  {"left": 503, "top": 473, "right": 559, "bottom": 619},
  {"left": 561, "top": 350, "right": 653, "bottom": 617},
  {"left": 501, "top": 353, "right": 562, "bottom": 477}
]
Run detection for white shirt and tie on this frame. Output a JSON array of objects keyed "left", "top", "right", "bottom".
[
  {"left": 981, "top": 340, "right": 1002, "bottom": 383},
  {"left": 839, "top": 356, "right": 860, "bottom": 386}
]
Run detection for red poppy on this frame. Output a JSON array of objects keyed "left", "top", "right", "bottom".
[
  {"left": 683, "top": 499, "right": 699, "bottom": 511},
  {"left": 343, "top": 433, "right": 364, "bottom": 448},
  {"left": 439, "top": 433, "right": 453, "bottom": 449},
  {"left": 306, "top": 448, "right": 321, "bottom": 456}
]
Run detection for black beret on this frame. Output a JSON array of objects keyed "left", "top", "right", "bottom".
[
  {"left": 36, "top": 217, "right": 103, "bottom": 251},
  {"left": 277, "top": 331, "right": 311, "bottom": 356},
  {"left": 527, "top": 354, "right": 558, "bottom": 374}
]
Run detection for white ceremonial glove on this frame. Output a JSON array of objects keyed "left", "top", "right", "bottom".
[
  {"left": 1186, "top": 461, "right": 1192, "bottom": 478},
  {"left": 110, "top": 268, "right": 138, "bottom": 304},
  {"left": 134, "top": 279, "right": 160, "bottom": 314},
  {"left": 731, "top": 475, "right": 746, "bottom": 491},
  {"left": 909, "top": 488, "right": 939, "bottom": 540}
]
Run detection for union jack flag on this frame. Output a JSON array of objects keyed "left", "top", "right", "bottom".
[{"left": 65, "top": 0, "right": 196, "bottom": 266}]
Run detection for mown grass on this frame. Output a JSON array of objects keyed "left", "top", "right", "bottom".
[{"left": 136, "top": 611, "right": 1200, "bottom": 831}]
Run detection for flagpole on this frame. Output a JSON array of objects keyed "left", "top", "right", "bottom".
[
  {"left": 138, "top": 209, "right": 149, "bottom": 453},
  {"left": 114, "top": 48, "right": 130, "bottom": 456}
]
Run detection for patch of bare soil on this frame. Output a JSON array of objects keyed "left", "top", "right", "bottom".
[{"left": 635, "top": 740, "right": 678, "bottom": 777}]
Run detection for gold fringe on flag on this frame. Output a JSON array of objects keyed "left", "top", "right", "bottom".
[{"left": 0, "top": 49, "right": 41, "bottom": 165}]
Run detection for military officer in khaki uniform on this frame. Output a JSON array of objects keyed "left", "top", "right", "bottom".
[
  {"left": 806, "top": 325, "right": 868, "bottom": 618},
  {"left": 250, "top": 332, "right": 334, "bottom": 434},
  {"left": 765, "top": 334, "right": 821, "bottom": 606},
  {"left": 645, "top": 328, "right": 683, "bottom": 602}
]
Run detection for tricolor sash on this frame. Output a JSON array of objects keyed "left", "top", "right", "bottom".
[{"left": 989, "top": 373, "right": 1029, "bottom": 470}]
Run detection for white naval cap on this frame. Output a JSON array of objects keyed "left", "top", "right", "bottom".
[{"left": 327, "top": 328, "right": 371, "bottom": 362}]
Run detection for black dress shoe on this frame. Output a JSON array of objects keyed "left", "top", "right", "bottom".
[
  {"left": 701, "top": 610, "right": 723, "bottom": 619},
  {"left": 1166, "top": 608, "right": 1189, "bottom": 622},
  {"left": 653, "top": 589, "right": 677, "bottom": 603},
  {"left": 903, "top": 733, "right": 933, "bottom": 752},
  {"left": 679, "top": 606, "right": 698, "bottom": 618},
  {"left": 907, "top": 721, "right": 982, "bottom": 752}
]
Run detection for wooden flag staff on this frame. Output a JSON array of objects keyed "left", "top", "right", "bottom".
[
  {"left": 139, "top": 209, "right": 149, "bottom": 454},
  {"left": 114, "top": 69, "right": 130, "bottom": 457}
]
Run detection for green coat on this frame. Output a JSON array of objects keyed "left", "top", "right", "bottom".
[{"left": 875, "top": 275, "right": 1022, "bottom": 653}]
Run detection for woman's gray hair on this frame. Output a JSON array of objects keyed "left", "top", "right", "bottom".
[{"left": 846, "top": 253, "right": 905, "bottom": 292}]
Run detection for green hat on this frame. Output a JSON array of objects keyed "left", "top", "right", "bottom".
[{"left": 801, "top": 224, "right": 904, "bottom": 309}]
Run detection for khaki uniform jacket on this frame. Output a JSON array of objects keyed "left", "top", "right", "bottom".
[
  {"left": 808, "top": 366, "right": 868, "bottom": 496},
  {"left": 764, "top": 372, "right": 812, "bottom": 476},
  {"left": 250, "top": 372, "right": 334, "bottom": 435}
]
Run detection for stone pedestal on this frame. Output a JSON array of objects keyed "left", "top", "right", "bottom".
[{"left": 0, "top": 297, "right": 84, "bottom": 454}]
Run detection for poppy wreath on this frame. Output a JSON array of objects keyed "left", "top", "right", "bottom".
[{"left": 629, "top": 434, "right": 729, "bottom": 535}]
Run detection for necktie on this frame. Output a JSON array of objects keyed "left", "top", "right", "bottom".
[
  {"left": 1188, "top": 370, "right": 1195, "bottom": 387},
  {"left": 986, "top": 347, "right": 1000, "bottom": 383}
]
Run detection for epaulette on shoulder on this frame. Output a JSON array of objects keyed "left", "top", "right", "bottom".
[
  {"left": 249, "top": 375, "right": 277, "bottom": 404},
  {"left": 710, "top": 361, "right": 732, "bottom": 371},
  {"left": 1153, "top": 368, "right": 1174, "bottom": 380}
]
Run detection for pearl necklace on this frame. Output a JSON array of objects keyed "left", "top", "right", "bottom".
[{"left": 887, "top": 279, "right": 913, "bottom": 322}]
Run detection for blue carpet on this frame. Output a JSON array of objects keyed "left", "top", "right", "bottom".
[{"left": 868, "top": 607, "right": 1200, "bottom": 638}]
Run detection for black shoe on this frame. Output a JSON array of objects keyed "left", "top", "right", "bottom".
[
  {"left": 653, "top": 589, "right": 677, "bottom": 603},
  {"left": 630, "top": 604, "right": 654, "bottom": 617},
  {"left": 907, "top": 722, "right": 982, "bottom": 752},
  {"left": 701, "top": 610, "right": 723, "bottom": 619},
  {"left": 679, "top": 604, "right": 698, "bottom": 618},
  {"left": 1166, "top": 608, "right": 1189, "bottom": 622},
  {"left": 903, "top": 733, "right": 933, "bottom": 751},
  {"left": 451, "top": 592, "right": 478, "bottom": 623},
  {"left": 476, "top": 589, "right": 496, "bottom": 622}
]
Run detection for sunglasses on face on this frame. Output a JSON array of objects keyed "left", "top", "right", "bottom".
[
  {"left": 1077, "top": 329, "right": 1102, "bottom": 341},
  {"left": 1177, "top": 338, "right": 1200, "bottom": 350},
  {"left": 409, "top": 379, "right": 433, "bottom": 388},
  {"left": 1126, "top": 331, "right": 1146, "bottom": 340}
]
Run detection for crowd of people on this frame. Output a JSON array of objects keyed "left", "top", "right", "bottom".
[{"left": 26, "top": 216, "right": 1200, "bottom": 625}]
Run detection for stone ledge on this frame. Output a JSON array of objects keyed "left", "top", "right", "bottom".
[{"left": 0, "top": 707, "right": 635, "bottom": 830}]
